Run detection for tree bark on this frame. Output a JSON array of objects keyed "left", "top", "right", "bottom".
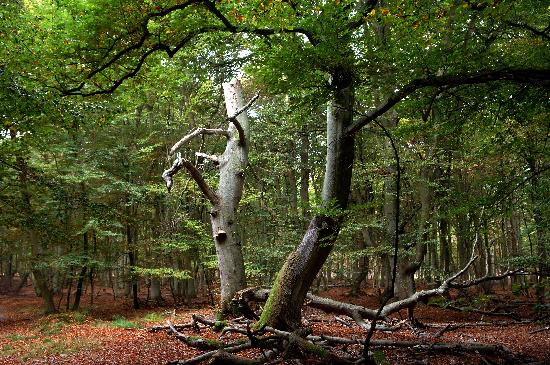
[
  {"left": 209, "top": 79, "right": 249, "bottom": 314},
  {"left": 257, "top": 68, "right": 355, "bottom": 330}
]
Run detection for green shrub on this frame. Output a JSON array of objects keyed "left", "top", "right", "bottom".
[
  {"left": 110, "top": 315, "right": 142, "bottom": 329},
  {"left": 142, "top": 312, "right": 164, "bottom": 322}
]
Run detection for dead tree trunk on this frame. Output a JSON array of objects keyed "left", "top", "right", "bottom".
[{"left": 163, "top": 79, "right": 256, "bottom": 313}]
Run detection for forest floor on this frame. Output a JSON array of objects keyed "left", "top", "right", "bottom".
[{"left": 0, "top": 284, "right": 549, "bottom": 365}]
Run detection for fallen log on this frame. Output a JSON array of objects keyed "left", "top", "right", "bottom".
[{"left": 232, "top": 263, "right": 521, "bottom": 331}]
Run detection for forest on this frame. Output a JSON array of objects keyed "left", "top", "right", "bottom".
[{"left": 0, "top": 0, "right": 549, "bottom": 364}]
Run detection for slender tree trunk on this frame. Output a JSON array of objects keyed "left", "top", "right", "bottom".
[
  {"left": 14, "top": 272, "right": 29, "bottom": 294},
  {"left": 89, "top": 231, "right": 96, "bottom": 305},
  {"left": 257, "top": 68, "right": 355, "bottom": 330},
  {"left": 284, "top": 169, "right": 299, "bottom": 226},
  {"left": 350, "top": 228, "right": 371, "bottom": 296},
  {"left": 126, "top": 224, "right": 139, "bottom": 309},
  {"left": 528, "top": 162, "right": 549, "bottom": 303},
  {"left": 72, "top": 232, "right": 88, "bottom": 311},
  {"left": 439, "top": 217, "right": 451, "bottom": 275},
  {"left": 151, "top": 278, "right": 162, "bottom": 302},
  {"left": 456, "top": 212, "right": 472, "bottom": 279},
  {"left": 349, "top": 179, "right": 375, "bottom": 296},
  {"left": 299, "top": 127, "right": 311, "bottom": 224}
]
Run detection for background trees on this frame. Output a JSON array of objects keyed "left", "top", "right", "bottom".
[{"left": 0, "top": 0, "right": 548, "bottom": 331}]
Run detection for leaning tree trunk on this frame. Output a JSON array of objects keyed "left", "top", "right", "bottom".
[{"left": 257, "top": 68, "right": 355, "bottom": 330}]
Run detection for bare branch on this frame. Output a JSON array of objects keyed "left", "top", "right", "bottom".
[
  {"left": 162, "top": 154, "right": 219, "bottom": 204},
  {"left": 378, "top": 255, "right": 479, "bottom": 317},
  {"left": 346, "top": 69, "right": 550, "bottom": 135},
  {"left": 227, "top": 93, "right": 260, "bottom": 121},
  {"left": 170, "top": 128, "right": 229, "bottom": 156},
  {"left": 449, "top": 269, "right": 523, "bottom": 289},
  {"left": 196, "top": 152, "right": 220, "bottom": 165},
  {"left": 226, "top": 93, "right": 260, "bottom": 146}
]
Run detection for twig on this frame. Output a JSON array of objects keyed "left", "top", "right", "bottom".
[
  {"left": 432, "top": 323, "right": 464, "bottom": 339},
  {"left": 529, "top": 326, "right": 550, "bottom": 334}
]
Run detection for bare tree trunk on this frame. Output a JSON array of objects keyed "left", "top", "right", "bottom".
[
  {"left": 164, "top": 80, "right": 253, "bottom": 312},
  {"left": 209, "top": 80, "right": 249, "bottom": 314}
]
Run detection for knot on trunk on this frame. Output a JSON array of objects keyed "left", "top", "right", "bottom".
[{"left": 215, "top": 229, "right": 227, "bottom": 242}]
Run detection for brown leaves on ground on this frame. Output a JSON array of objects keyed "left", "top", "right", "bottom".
[{"left": 0, "top": 286, "right": 548, "bottom": 365}]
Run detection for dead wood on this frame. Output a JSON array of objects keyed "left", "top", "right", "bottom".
[
  {"left": 206, "top": 350, "right": 262, "bottom": 365},
  {"left": 233, "top": 287, "right": 396, "bottom": 330},
  {"left": 150, "top": 322, "right": 199, "bottom": 333},
  {"left": 161, "top": 314, "right": 528, "bottom": 365},
  {"left": 167, "top": 321, "right": 226, "bottom": 350},
  {"left": 432, "top": 323, "right": 464, "bottom": 338},
  {"left": 232, "top": 260, "right": 521, "bottom": 332},
  {"left": 438, "top": 304, "right": 522, "bottom": 321},
  {"left": 529, "top": 326, "right": 550, "bottom": 334},
  {"left": 167, "top": 342, "right": 254, "bottom": 365},
  {"left": 161, "top": 258, "right": 529, "bottom": 364}
]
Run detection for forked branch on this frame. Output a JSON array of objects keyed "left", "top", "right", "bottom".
[{"left": 162, "top": 153, "right": 219, "bottom": 204}]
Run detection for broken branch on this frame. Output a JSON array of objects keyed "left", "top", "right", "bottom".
[
  {"left": 196, "top": 152, "right": 220, "bottom": 165},
  {"left": 226, "top": 93, "right": 259, "bottom": 146},
  {"left": 162, "top": 154, "right": 219, "bottom": 204}
]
